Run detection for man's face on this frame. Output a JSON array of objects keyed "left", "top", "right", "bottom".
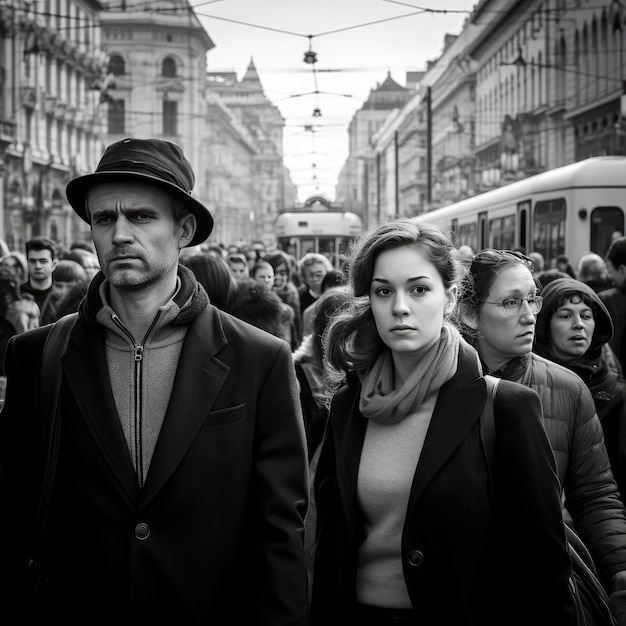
[
  {"left": 27, "top": 249, "right": 56, "bottom": 283},
  {"left": 607, "top": 259, "right": 626, "bottom": 289},
  {"left": 87, "top": 181, "right": 195, "bottom": 289},
  {"left": 228, "top": 259, "right": 249, "bottom": 280}
]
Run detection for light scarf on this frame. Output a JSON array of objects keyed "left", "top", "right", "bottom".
[{"left": 358, "top": 325, "right": 461, "bottom": 425}]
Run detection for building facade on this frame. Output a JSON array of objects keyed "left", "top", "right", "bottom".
[
  {"left": 0, "top": 0, "right": 108, "bottom": 251},
  {"left": 343, "top": 0, "right": 626, "bottom": 224},
  {"left": 206, "top": 59, "right": 297, "bottom": 245},
  {"left": 0, "top": 0, "right": 297, "bottom": 252}
]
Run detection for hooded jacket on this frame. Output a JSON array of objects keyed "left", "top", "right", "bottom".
[{"left": 535, "top": 277, "right": 626, "bottom": 507}]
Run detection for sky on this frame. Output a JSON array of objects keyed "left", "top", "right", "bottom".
[{"left": 189, "top": 0, "right": 477, "bottom": 204}]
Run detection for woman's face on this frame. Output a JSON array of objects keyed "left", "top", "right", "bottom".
[
  {"left": 548, "top": 296, "right": 595, "bottom": 361},
  {"left": 273, "top": 262, "right": 289, "bottom": 289},
  {"left": 303, "top": 262, "right": 327, "bottom": 295},
  {"left": 369, "top": 245, "right": 455, "bottom": 358},
  {"left": 469, "top": 264, "right": 538, "bottom": 367}
]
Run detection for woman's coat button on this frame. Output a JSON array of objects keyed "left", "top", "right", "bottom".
[{"left": 408, "top": 549, "right": 424, "bottom": 566}]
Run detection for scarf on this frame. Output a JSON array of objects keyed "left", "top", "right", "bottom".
[{"left": 358, "top": 325, "right": 461, "bottom": 424}]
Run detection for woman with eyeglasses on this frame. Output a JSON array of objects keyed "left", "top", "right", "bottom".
[
  {"left": 311, "top": 220, "right": 577, "bottom": 625},
  {"left": 534, "top": 277, "right": 626, "bottom": 507},
  {"left": 456, "top": 248, "right": 626, "bottom": 611}
]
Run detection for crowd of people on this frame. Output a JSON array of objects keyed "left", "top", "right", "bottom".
[{"left": 2, "top": 136, "right": 626, "bottom": 624}]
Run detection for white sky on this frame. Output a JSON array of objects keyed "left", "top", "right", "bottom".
[{"left": 190, "top": 0, "right": 476, "bottom": 204}]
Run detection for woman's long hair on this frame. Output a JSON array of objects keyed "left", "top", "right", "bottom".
[{"left": 322, "top": 219, "right": 461, "bottom": 396}]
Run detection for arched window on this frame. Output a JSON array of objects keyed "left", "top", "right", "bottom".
[
  {"left": 108, "top": 54, "right": 125, "bottom": 76},
  {"left": 162, "top": 57, "right": 177, "bottom": 78}
]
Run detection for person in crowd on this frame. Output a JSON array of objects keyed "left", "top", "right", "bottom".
[
  {"left": 250, "top": 259, "right": 297, "bottom": 348},
  {"left": 292, "top": 284, "right": 351, "bottom": 597},
  {"left": 0, "top": 251, "right": 28, "bottom": 285},
  {"left": 0, "top": 137, "right": 309, "bottom": 625},
  {"left": 180, "top": 252, "right": 236, "bottom": 311},
  {"left": 0, "top": 265, "right": 38, "bottom": 370},
  {"left": 529, "top": 251, "right": 545, "bottom": 274},
  {"left": 206, "top": 243, "right": 228, "bottom": 259},
  {"left": 311, "top": 219, "right": 577, "bottom": 625},
  {"left": 577, "top": 252, "right": 612, "bottom": 293},
  {"left": 265, "top": 250, "right": 302, "bottom": 347},
  {"left": 0, "top": 266, "right": 38, "bottom": 408},
  {"left": 301, "top": 268, "right": 347, "bottom": 338},
  {"left": 534, "top": 268, "right": 571, "bottom": 289},
  {"left": 64, "top": 246, "right": 101, "bottom": 279},
  {"left": 534, "top": 277, "right": 626, "bottom": 505},
  {"left": 242, "top": 245, "right": 262, "bottom": 271},
  {"left": 49, "top": 279, "right": 89, "bottom": 321},
  {"left": 226, "top": 252, "right": 250, "bottom": 281},
  {"left": 556, "top": 253, "right": 577, "bottom": 278},
  {"left": 20, "top": 236, "right": 59, "bottom": 313},
  {"left": 230, "top": 275, "right": 291, "bottom": 342},
  {"left": 39, "top": 259, "right": 89, "bottom": 325},
  {"left": 297, "top": 252, "right": 333, "bottom": 317},
  {"left": 293, "top": 284, "right": 350, "bottom": 462},
  {"left": 457, "top": 244, "right": 474, "bottom": 264},
  {"left": 600, "top": 236, "right": 626, "bottom": 374},
  {"left": 251, "top": 259, "right": 275, "bottom": 289},
  {"left": 455, "top": 247, "right": 626, "bottom": 606}
]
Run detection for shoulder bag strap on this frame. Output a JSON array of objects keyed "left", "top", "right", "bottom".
[
  {"left": 30, "top": 312, "right": 78, "bottom": 587},
  {"left": 479, "top": 374, "right": 500, "bottom": 490}
]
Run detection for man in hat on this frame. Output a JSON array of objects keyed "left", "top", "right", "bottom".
[{"left": 0, "top": 138, "right": 309, "bottom": 625}]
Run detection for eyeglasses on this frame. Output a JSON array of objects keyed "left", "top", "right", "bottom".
[{"left": 480, "top": 295, "right": 543, "bottom": 315}]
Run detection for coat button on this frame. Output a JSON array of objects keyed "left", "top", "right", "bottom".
[
  {"left": 135, "top": 522, "right": 150, "bottom": 540},
  {"left": 408, "top": 550, "right": 424, "bottom": 566}
]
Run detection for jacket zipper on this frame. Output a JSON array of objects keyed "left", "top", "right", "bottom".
[{"left": 112, "top": 312, "right": 161, "bottom": 487}]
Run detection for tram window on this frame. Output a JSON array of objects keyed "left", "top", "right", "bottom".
[
  {"left": 318, "top": 237, "right": 337, "bottom": 260},
  {"left": 488, "top": 215, "right": 515, "bottom": 250},
  {"left": 458, "top": 223, "right": 478, "bottom": 252},
  {"left": 518, "top": 200, "right": 530, "bottom": 251},
  {"left": 533, "top": 198, "right": 566, "bottom": 267},
  {"left": 301, "top": 238, "right": 317, "bottom": 255},
  {"left": 590, "top": 206, "right": 624, "bottom": 256}
]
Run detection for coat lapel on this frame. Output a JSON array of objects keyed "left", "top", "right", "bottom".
[
  {"left": 139, "top": 307, "right": 228, "bottom": 506},
  {"left": 63, "top": 328, "right": 138, "bottom": 502},
  {"left": 406, "top": 347, "right": 485, "bottom": 520}
]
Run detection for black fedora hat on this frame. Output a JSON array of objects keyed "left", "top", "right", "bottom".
[{"left": 66, "top": 138, "right": 213, "bottom": 247}]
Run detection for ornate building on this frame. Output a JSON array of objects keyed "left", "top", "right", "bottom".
[
  {"left": 0, "top": 0, "right": 297, "bottom": 251},
  {"left": 335, "top": 72, "right": 413, "bottom": 223},
  {"left": 206, "top": 59, "right": 297, "bottom": 245},
  {"left": 343, "top": 0, "right": 626, "bottom": 222},
  {"left": 0, "top": 0, "right": 108, "bottom": 251}
]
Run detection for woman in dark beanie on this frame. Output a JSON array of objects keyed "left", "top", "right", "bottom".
[{"left": 534, "top": 277, "right": 626, "bottom": 505}]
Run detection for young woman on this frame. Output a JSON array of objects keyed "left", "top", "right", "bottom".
[
  {"left": 311, "top": 220, "right": 577, "bottom": 625},
  {"left": 534, "top": 276, "right": 626, "bottom": 505},
  {"left": 265, "top": 250, "right": 302, "bottom": 346},
  {"left": 455, "top": 248, "right": 626, "bottom": 606}
]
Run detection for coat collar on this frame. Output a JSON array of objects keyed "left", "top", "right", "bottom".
[
  {"left": 62, "top": 304, "right": 229, "bottom": 507},
  {"left": 333, "top": 340, "right": 486, "bottom": 538}
]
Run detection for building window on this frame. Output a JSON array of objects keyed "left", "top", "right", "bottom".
[
  {"left": 163, "top": 100, "right": 177, "bottom": 135},
  {"left": 108, "top": 54, "right": 125, "bottom": 76},
  {"left": 162, "top": 57, "right": 177, "bottom": 77},
  {"left": 108, "top": 99, "right": 125, "bottom": 134}
]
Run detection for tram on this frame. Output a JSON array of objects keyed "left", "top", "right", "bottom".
[
  {"left": 274, "top": 209, "right": 363, "bottom": 267},
  {"left": 413, "top": 156, "right": 626, "bottom": 267}
]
